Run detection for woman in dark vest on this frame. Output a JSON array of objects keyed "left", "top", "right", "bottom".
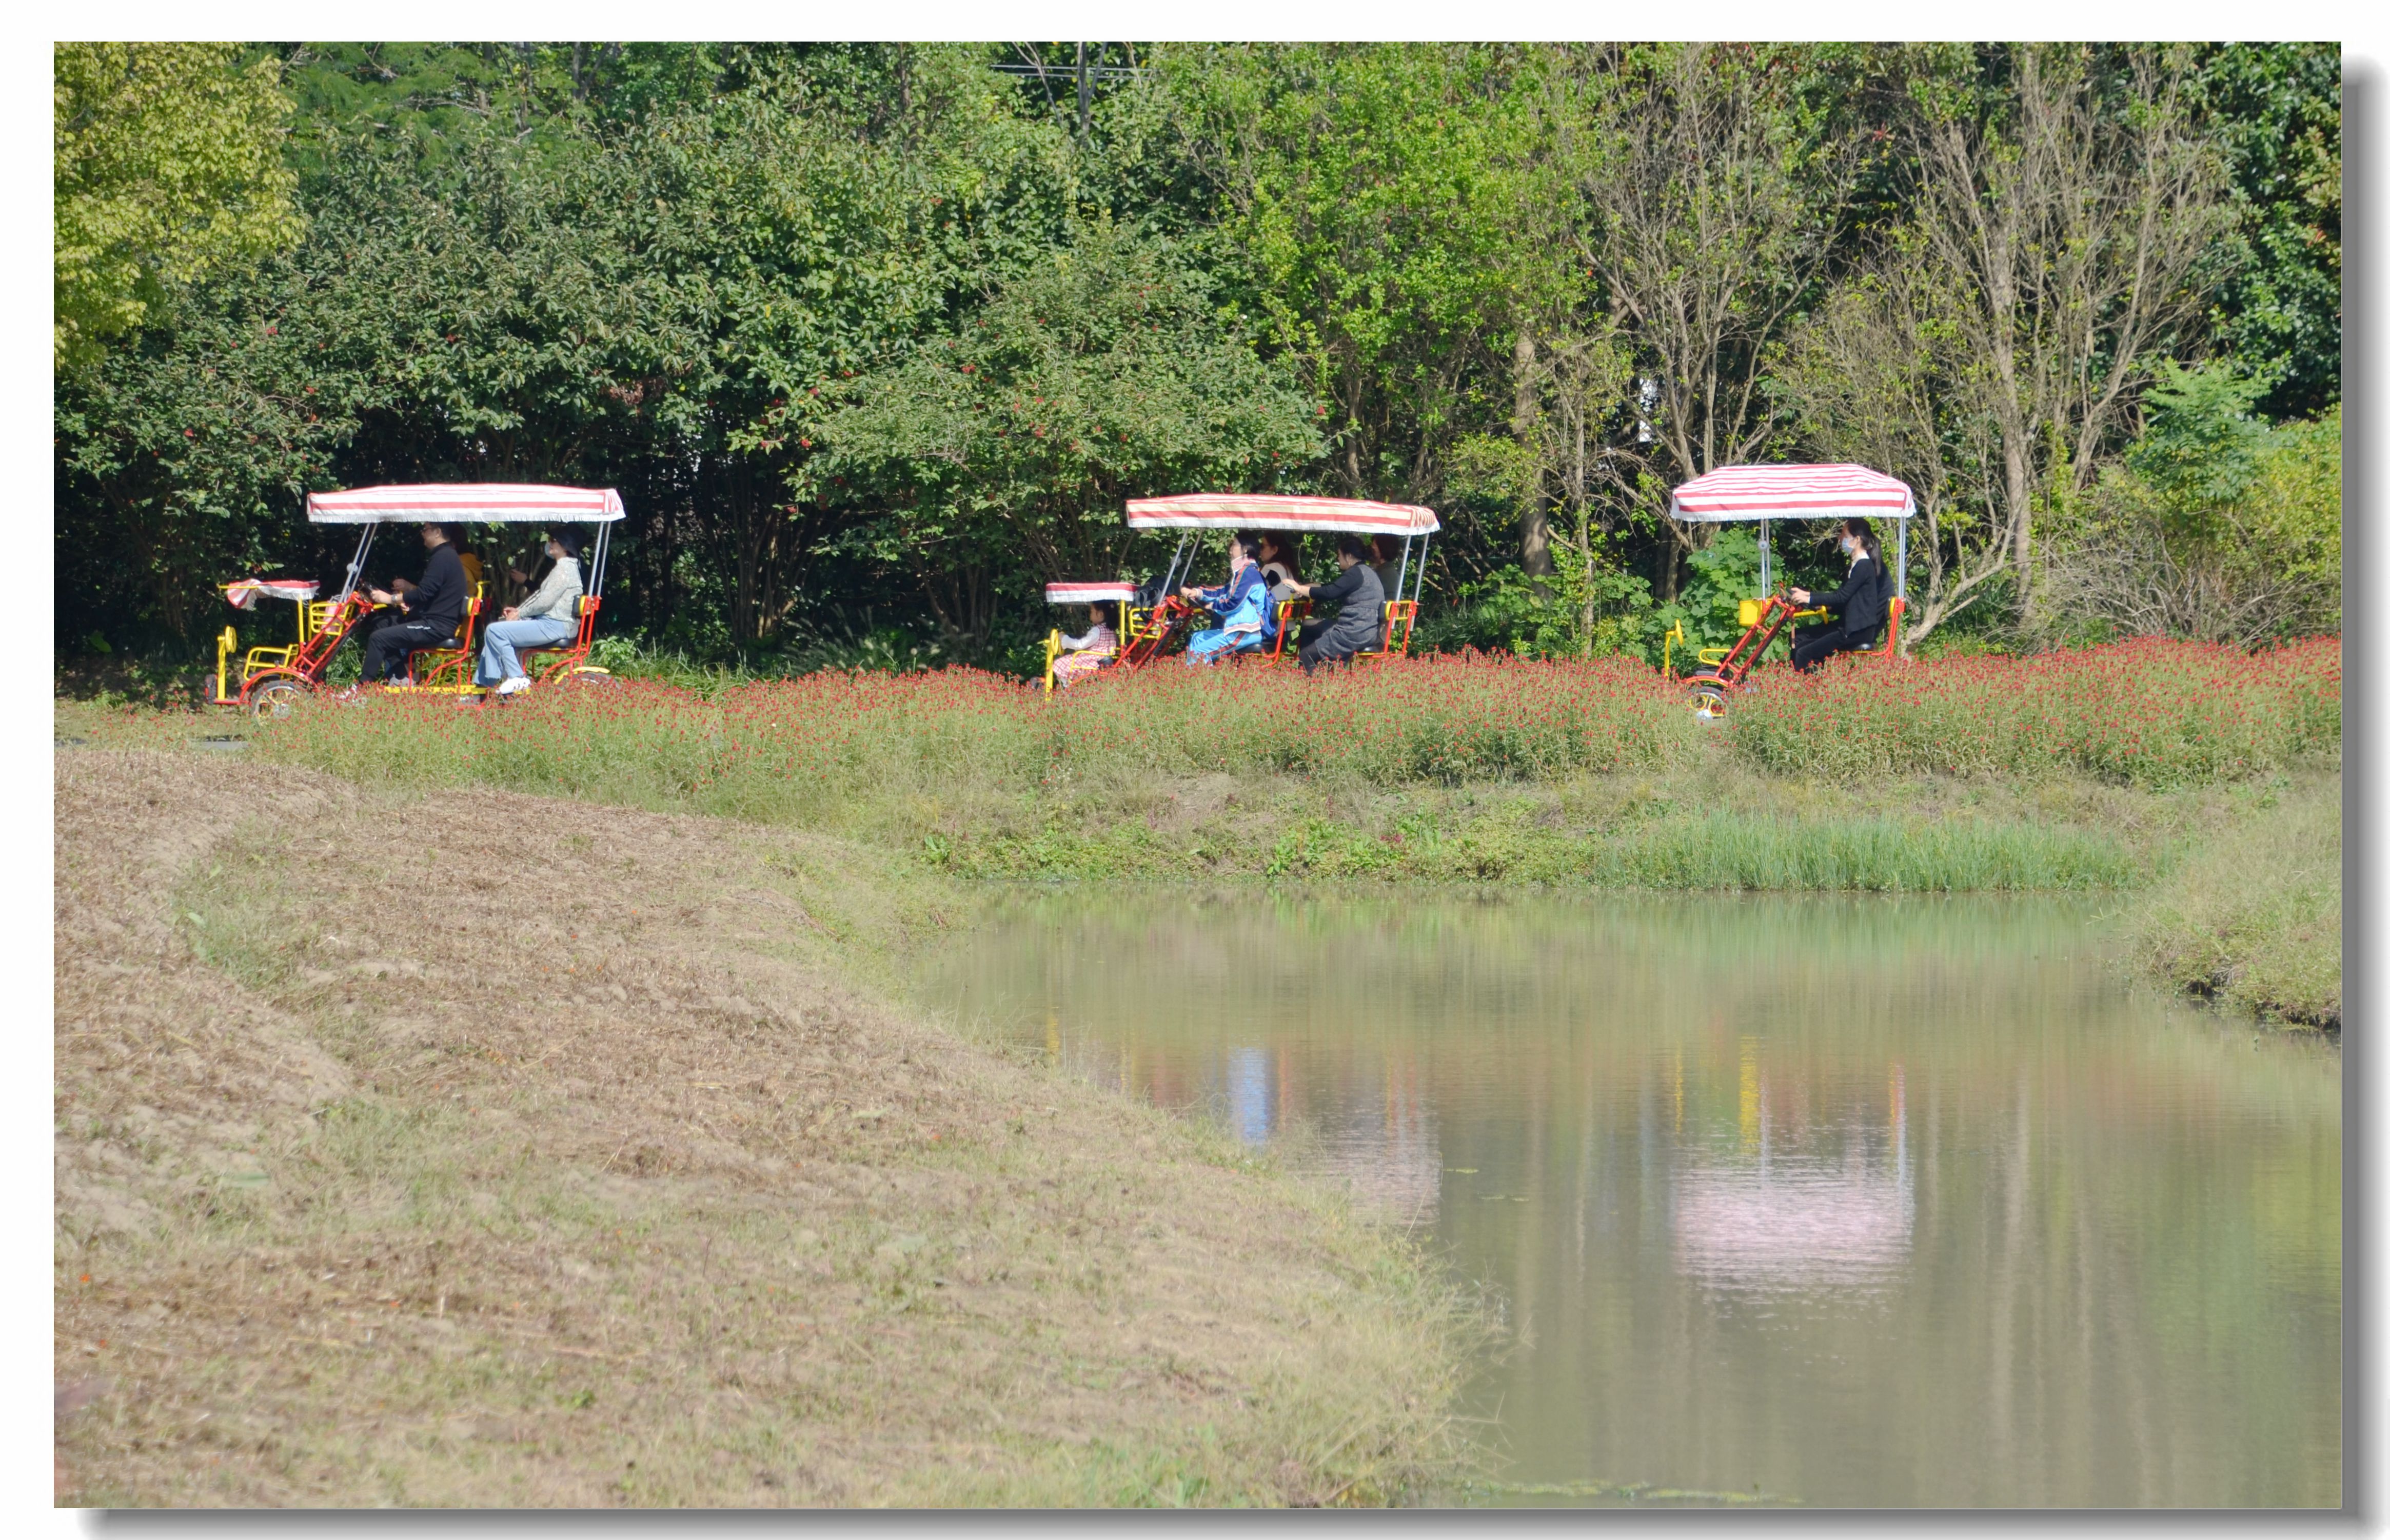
[{"left": 1786, "top": 517, "right": 1889, "bottom": 673}]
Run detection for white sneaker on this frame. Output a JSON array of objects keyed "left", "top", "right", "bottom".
[{"left": 496, "top": 676, "right": 532, "bottom": 696}]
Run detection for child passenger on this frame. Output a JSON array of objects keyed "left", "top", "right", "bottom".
[{"left": 1050, "top": 605, "right": 1117, "bottom": 689}]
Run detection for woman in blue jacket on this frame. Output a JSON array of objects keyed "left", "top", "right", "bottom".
[{"left": 1179, "top": 533, "right": 1269, "bottom": 665}]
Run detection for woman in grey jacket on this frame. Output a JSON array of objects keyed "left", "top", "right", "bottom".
[{"left": 476, "top": 529, "right": 585, "bottom": 694}]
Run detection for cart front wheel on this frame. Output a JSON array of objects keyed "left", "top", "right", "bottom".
[
  {"left": 247, "top": 677, "right": 308, "bottom": 720},
  {"left": 1687, "top": 681, "right": 1730, "bottom": 722}
]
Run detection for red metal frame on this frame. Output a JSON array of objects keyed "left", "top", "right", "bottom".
[
  {"left": 1681, "top": 593, "right": 1909, "bottom": 712},
  {"left": 217, "top": 591, "right": 379, "bottom": 709},
  {"left": 405, "top": 588, "right": 487, "bottom": 688},
  {"left": 1353, "top": 599, "right": 1419, "bottom": 664},
  {"left": 523, "top": 595, "right": 604, "bottom": 683},
  {"left": 1116, "top": 594, "right": 1197, "bottom": 669}
]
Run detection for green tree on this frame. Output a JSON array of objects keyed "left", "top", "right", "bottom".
[
  {"left": 816, "top": 217, "right": 1321, "bottom": 649},
  {"left": 54, "top": 43, "right": 302, "bottom": 368},
  {"left": 2039, "top": 362, "right": 2340, "bottom": 643},
  {"left": 2189, "top": 44, "right": 2340, "bottom": 419},
  {"left": 1167, "top": 45, "right": 1558, "bottom": 510}
]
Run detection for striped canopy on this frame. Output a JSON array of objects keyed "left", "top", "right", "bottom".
[
  {"left": 306, "top": 484, "right": 626, "bottom": 524},
  {"left": 1668, "top": 465, "right": 1915, "bottom": 523},
  {"left": 223, "top": 578, "right": 320, "bottom": 609},
  {"left": 1125, "top": 493, "right": 1439, "bottom": 536},
  {"left": 1045, "top": 582, "right": 1138, "bottom": 605}
]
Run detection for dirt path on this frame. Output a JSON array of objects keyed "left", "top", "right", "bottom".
[{"left": 54, "top": 750, "right": 1471, "bottom": 1507}]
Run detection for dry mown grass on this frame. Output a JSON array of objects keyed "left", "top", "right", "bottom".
[{"left": 54, "top": 749, "right": 1483, "bottom": 1507}]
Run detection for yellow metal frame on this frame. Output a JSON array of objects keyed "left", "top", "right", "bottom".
[{"left": 1043, "top": 599, "right": 1131, "bottom": 693}]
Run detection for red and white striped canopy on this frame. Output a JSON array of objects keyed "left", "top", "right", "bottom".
[
  {"left": 1125, "top": 493, "right": 1439, "bottom": 536},
  {"left": 1668, "top": 465, "right": 1914, "bottom": 523},
  {"left": 223, "top": 578, "right": 320, "bottom": 609},
  {"left": 305, "top": 484, "right": 626, "bottom": 524},
  {"left": 1045, "top": 582, "right": 1138, "bottom": 605}
]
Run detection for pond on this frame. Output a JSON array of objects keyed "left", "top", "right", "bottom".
[{"left": 918, "top": 890, "right": 2341, "bottom": 1508}]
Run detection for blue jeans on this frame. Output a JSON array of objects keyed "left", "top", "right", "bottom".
[
  {"left": 477, "top": 615, "right": 580, "bottom": 685},
  {"left": 1186, "top": 628, "right": 1263, "bottom": 665}
]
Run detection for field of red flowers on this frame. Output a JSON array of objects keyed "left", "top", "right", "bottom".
[
  {"left": 253, "top": 639, "right": 2339, "bottom": 816},
  {"left": 1727, "top": 636, "right": 2341, "bottom": 788}
]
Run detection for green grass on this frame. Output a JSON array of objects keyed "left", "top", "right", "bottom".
[{"left": 2133, "top": 774, "right": 2342, "bottom": 1027}]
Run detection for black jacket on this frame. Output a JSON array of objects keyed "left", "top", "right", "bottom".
[
  {"left": 1812, "top": 554, "right": 1887, "bottom": 638},
  {"left": 1308, "top": 562, "right": 1386, "bottom": 651},
  {"left": 400, "top": 543, "right": 467, "bottom": 639}
]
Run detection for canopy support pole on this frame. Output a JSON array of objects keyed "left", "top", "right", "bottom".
[
  {"left": 1759, "top": 518, "right": 1770, "bottom": 595},
  {"left": 1392, "top": 536, "right": 1412, "bottom": 606},
  {"left": 1410, "top": 530, "right": 1431, "bottom": 607},
  {"left": 588, "top": 521, "right": 612, "bottom": 601},
  {"left": 1894, "top": 516, "right": 1907, "bottom": 602},
  {"left": 335, "top": 525, "right": 376, "bottom": 605},
  {"left": 1156, "top": 533, "right": 1191, "bottom": 603}
]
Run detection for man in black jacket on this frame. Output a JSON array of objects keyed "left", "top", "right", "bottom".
[
  {"left": 1787, "top": 518, "right": 1888, "bottom": 673},
  {"left": 361, "top": 524, "right": 468, "bottom": 683},
  {"left": 1287, "top": 534, "right": 1386, "bottom": 675}
]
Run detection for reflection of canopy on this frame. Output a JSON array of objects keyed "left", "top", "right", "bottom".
[
  {"left": 1045, "top": 582, "right": 1137, "bottom": 604},
  {"left": 1667, "top": 465, "right": 1915, "bottom": 523},
  {"left": 223, "top": 578, "right": 320, "bottom": 609},
  {"left": 1125, "top": 493, "right": 1439, "bottom": 536},
  {"left": 1673, "top": 1163, "right": 1913, "bottom": 1292},
  {"left": 305, "top": 484, "right": 626, "bottom": 524}
]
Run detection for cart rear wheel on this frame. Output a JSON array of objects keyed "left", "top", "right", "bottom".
[
  {"left": 247, "top": 678, "right": 308, "bottom": 720},
  {"left": 1687, "top": 681, "right": 1730, "bottom": 722}
]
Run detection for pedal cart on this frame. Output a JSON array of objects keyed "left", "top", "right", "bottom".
[
  {"left": 1662, "top": 465, "right": 1913, "bottom": 719},
  {"left": 210, "top": 483, "right": 623, "bottom": 717},
  {"left": 1048, "top": 493, "right": 1438, "bottom": 683}
]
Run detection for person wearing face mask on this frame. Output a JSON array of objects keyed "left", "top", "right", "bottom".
[
  {"left": 1786, "top": 518, "right": 1890, "bottom": 673},
  {"left": 1178, "top": 533, "right": 1269, "bottom": 665}
]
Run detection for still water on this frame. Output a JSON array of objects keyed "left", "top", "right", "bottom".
[{"left": 919, "top": 891, "right": 2341, "bottom": 1508}]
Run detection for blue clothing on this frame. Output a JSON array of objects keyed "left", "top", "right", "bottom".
[
  {"left": 1184, "top": 565, "right": 1268, "bottom": 666},
  {"left": 1193, "top": 566, "right": 1267, "bottom": 634},
  {"left": 1186, "top": 626, "right": 1265, "bottom": 665},
  {"left": 477, "top": 614, "right": 580, "bottom": 685}
]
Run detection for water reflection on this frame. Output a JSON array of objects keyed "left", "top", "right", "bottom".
[{"left": 921, "top": 890, "right": 2340, "bottom": 1507}]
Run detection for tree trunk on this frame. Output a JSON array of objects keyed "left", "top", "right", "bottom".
[
  {"left": 1515, "top": 329, "right": 1550, "bottom": 579},
  {"left": 2004, "top": 432, "right": 2034, "bottom": 621}
]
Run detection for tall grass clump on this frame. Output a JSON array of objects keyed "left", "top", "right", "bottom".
[
  {"left": 251, "top": 653, "right": 1692, "bottom": 819},
  {"left": 2134, "top": 776, "right": 2341, "bottom": 1027},
  {"left": 1728, "top": 637, "right": 2339, "bottom": 787}
]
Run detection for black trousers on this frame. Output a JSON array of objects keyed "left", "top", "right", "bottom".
[
  {"left": 363, "top": 621, "right": 455, "bottom": 683},
  {"left": 1298, "top": 633, "right": 1363, "bottom": 675},
  {"left": 1790, "top": 622, "right": 1878, "bottom": 673}
]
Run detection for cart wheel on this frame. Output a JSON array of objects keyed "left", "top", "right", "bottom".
[
  {"left": 247, "top": 678, "right": 308, "bottom": 720},
  {"left": 1687, "top": 681, "right": 1729, "bottom": 722},
  {"left": 558, "top": 666, "right": 615, "bottom": 689}
]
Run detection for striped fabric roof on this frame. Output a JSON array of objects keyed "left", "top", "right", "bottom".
[
  {"left": 223, "top": 578, "right": 320, "bottom": 609},
  {"left": 1045, "top": 582, "right": 1138, "bottom": 604},
  {"left": 1125, "top": 493, "right": 1439, "bottom": 536},
  {"left": 1668, "top": 465, "right": 1915, "bottom": 523},
  {"left": 306, "top": 484, "right": 626, "bottom": 524}
]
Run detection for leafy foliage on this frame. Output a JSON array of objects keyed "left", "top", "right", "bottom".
[
  {"left": 52, "top": 42, "right": 2339, "bottom": 675},
  {"left": 54, "top": 43, "right": 302, "bottom": 368}
]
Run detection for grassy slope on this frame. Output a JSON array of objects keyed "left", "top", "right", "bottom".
[
  {"left": 2132, "top": 772, "right": 2343, "bottom": 1028},
  {"left": 54, "top": 747, "right": 1483, "bottom": 1507}
]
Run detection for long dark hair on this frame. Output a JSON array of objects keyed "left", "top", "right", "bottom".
[
  {"left": 1256, "top": 531, "right": 1301, "bottom": 583},
  {"left": 1841, "top": 517, "right": 1882, "bottom": 566}
]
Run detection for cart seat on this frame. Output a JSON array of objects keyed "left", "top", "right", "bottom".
[{"left": 405, "top": 586, "right": 485, "bottom": 687}]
